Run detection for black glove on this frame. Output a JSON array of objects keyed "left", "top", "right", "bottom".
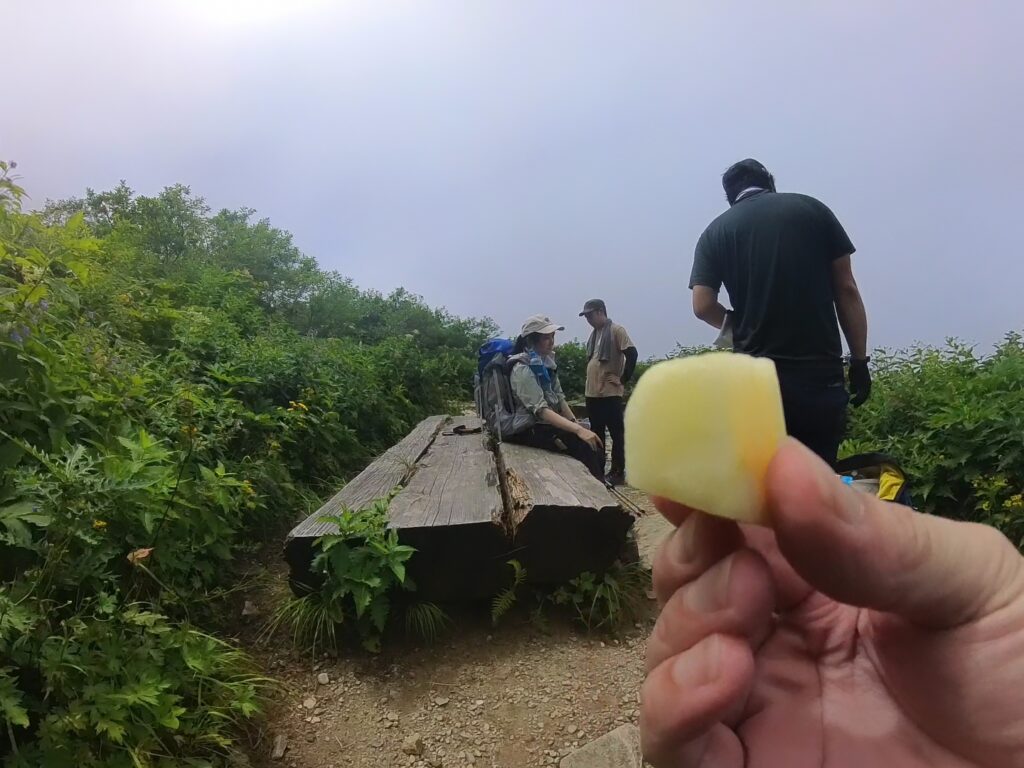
[{"left": 848, "top": 358, "right": 872, "bottom": 407}]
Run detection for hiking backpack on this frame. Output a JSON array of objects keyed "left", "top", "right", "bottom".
[
  {"left": 835, "top": 453, "right": 913, "bottom": 507},
  {"left": 474, "top": 339, "right": 535, "bottom": 440}
]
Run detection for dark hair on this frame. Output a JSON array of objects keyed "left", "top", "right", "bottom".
[
  {"left": 513, "top": 332, "right": 543, "bottom": 355},
  {"left": 722, "top": 159, "right": 775, "bottom": 205}
]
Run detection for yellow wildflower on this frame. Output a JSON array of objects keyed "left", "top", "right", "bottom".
[{"left": 92, "top": 519, "right": 108, "bottom": 530}]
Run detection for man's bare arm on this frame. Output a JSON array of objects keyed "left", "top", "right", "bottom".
[
  {"left": 832, "top": 255, "right": 868, "bottom": 359},
  {"left": 692, "top": 285, "right": 729, "bottom": 330}
]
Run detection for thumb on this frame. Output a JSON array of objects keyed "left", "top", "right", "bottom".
[{"left": 765, "top": 439, "right": 1024, "bottom": 628}]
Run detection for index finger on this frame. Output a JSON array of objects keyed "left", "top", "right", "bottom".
[
  {"left": 652, "top": 509, "right": 743, "bottom": 606},
  {"left": 653, "top": 496, "right": 812, "bottom": 611}
]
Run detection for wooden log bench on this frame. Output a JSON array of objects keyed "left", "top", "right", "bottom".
[{"left": 284, "top": 415, "right": 635, "bottom": 602}]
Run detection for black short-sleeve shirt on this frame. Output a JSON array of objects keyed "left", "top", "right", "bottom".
[{"left": 690, "top": 191, "right": 855, "bottom": 368}]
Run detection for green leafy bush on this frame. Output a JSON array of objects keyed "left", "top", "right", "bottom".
[
  {"left": 548, "top": 562, "right": 650, "bottom": 632},
  {"left": 844, "top": 335, "right": 1024, "bottom": 546},
  {"left": 310, "top": 499, "right": 417, "bottom": 652},
  {"left": 488, "top": 559, "right": 650, "bottom": 634},
  {"left": 0, "top": 169, "right": 493, "bottom": 763},
  {"left": 267, "top": 498, "right": 418, "bottom": 653},
  {"left": 2, "top": 602, "right": 267, "bottom": 768},
  {"left": 554, "top": 341, "right": 588, "bottom": 402}
]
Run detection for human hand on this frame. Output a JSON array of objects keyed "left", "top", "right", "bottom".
[
  {"left": 848, "top": 358, "right": 871, "bottom": 406},
  {"left": 576, "top": 426, "right": 604, "bottom": 452},
  {"left": 641, "top": 439, "right": 1024, "bottom": 767}
]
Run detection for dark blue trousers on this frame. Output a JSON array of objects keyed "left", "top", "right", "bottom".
[{"left": 775, "top": 366, "right": 849, "bottom": 467}]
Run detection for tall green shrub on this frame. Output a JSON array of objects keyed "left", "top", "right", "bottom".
[
  {"left": 1, "top": 168, "right": 493, "bottom": 764},
  {"left": 845, "top": 335, "right": 1024, "bottom": 546}
]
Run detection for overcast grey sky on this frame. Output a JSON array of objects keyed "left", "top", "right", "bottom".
[{"left": 4, "top": 1, "right": 1022, "bottom": 355}]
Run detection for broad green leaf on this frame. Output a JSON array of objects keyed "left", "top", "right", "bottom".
[
  {"left": 182, "top": 638, "right": 213, "bottom": 673},
  {"left": 352, "top": 585, "right": 371, "bottom": 617},
  {"left": 157, "top": 704, "right": 186, "bottom": 729},
  {"left": 95, "top": 717, "right": 127, "bottom": 743},
  {"left": 369, "top": 595, "right": 390, "bottom": 633},
  {"left": 0, "top": 669, "right": 29, "bottom": 727},
  {"left": 0, "top": 440, "right": 25, "bottom": 469}
]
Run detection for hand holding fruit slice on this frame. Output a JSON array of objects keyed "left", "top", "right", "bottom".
[{"left": 624, "top": 352, "right": 786, "bottom": 525}]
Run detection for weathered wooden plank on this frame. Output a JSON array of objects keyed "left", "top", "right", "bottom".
[
  {"left": 388, "top": 416, "right": 511, "bottom": 600},
  {"left": 288, "top": 415, "right": 449, "bottom": 540},
  {"left": 499, "top": 441, "right": 635, "bottom": 584},
  {"left": 501, "top": 441, "right": 618, "bottom": 521},
  {"left": 388, "top": 416, "right": 503, "bottom": 530},
  {"left": 283, "top": 415, "right": 448, "bottom": 587}
]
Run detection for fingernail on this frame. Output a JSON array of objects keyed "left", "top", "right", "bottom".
[{"left": 671, "top": 635, "right": 721, "bottom": 688}]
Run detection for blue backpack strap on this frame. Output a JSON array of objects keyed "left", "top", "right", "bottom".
[{"left": 527, "top": 350, "right": 553, "bottom": 391}]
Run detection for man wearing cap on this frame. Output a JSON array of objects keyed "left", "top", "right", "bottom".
[
  {"left": 689, "top": 159, "right": 871, "bottom": 465},
  {"left": 580, "top": 299, "right": 638, "bottom": 486}
]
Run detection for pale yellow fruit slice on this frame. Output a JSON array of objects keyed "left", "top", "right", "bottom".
[{"left": 624, "top": 352, "right": 785, "bottom": 526}]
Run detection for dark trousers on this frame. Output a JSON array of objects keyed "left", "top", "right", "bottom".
[
  {"left": 776, "top": 367, "right": 849, "bottom": 467},
  {"left": 508, "top": 425, "right": 605, "bottom": 480},
  {"left": 586, "top": 396, "right": 625, "bottom": 476}
]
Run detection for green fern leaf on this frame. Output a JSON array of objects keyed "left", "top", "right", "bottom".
[
  {"left": 369, "top": 595, "right": 390, "bottom": 634},
  {"left": 0, "top": 668, "right": 29, "bottom": 727},
  {"left": 490, "top": 559, "right": 527, "bottom": 626}
]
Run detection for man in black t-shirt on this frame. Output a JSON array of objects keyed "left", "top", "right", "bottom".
[{"left": 689, "top": 159, "right": 871, "bottom": 465}]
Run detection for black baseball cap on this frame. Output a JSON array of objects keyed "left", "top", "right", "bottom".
[{"left": 579, "top": 298, "right": 607, "bottom": 316}]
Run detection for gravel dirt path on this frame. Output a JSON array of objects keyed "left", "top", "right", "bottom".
[{"left": 242, "top": 488, "right": 673, "bottom": 768}]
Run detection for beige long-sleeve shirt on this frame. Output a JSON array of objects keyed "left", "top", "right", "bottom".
[{"left": 509, "top": 362, "right": 569, "bottom": 418}]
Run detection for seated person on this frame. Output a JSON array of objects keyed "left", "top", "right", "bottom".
[{"left": 506, "top": 314, "right": 604, "bottom": 479}]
